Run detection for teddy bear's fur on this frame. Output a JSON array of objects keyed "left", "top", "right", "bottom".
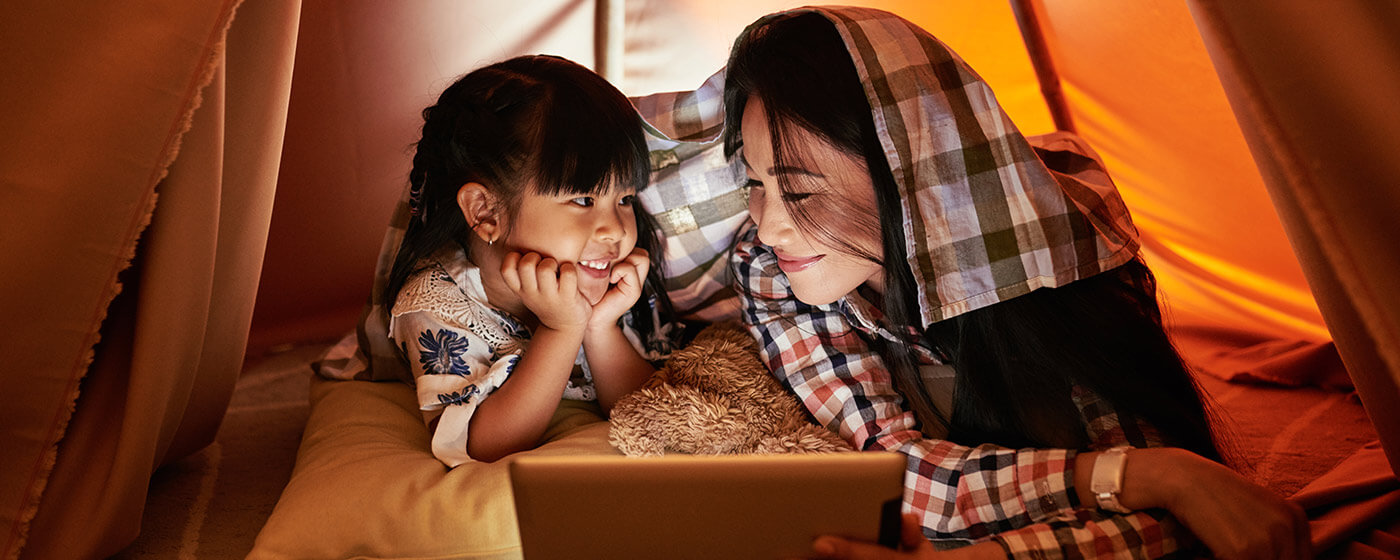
[{"left": 608, "top": 323, "right": 851, "bottom": 456}]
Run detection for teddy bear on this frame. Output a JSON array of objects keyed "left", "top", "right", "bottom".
[{"left": 608, "top": 322, "right": 852, "bottom": 456}]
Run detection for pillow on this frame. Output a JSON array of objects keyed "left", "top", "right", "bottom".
[
  {"left": 249, "top": 376, "right": 617, "bottom": 560},
  {"left": 635, "top": 68, "right": 749, "bottom": 324}
]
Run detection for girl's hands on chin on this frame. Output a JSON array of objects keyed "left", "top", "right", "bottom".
[
  {"left": 587, "top": 247, "right": 650, "bottom": 332},
  {"left": 801, "top": 513, "right": 1000, "bottom": 560},
  {"left": 501, "top": 251, "right": 591, "bottom": 333}
]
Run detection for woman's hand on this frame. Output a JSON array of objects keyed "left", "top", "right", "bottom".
[
  {"left": 1110, "top": 447, "right": 1312, "bottom": 560},
  {"left": 804, "top": 513, "right": 1001, "bottom": 560},
  {"left": 587, "top": 247, "right": 650, "bottom": 332},
  {"left": 501, "top": 251, "right": 591, "bottom": 333}
]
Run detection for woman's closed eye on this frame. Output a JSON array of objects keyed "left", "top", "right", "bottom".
[{"left": 745, "top": 179, "right": 814, "bottom": 203}]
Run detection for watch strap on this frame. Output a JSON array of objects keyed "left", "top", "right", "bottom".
[{"left": 1090, "top": 446, "right": 1132, "bottom": 514}]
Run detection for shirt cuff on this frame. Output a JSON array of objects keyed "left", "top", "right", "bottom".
[{"left": 1016, "top": 448, "right": 1078, "bottom": 520}]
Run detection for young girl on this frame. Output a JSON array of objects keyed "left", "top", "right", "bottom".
[
  {"left": 384, "top": 55, "right": 676, "bottom": 466},
  {"left": 723, "top": 8, "right": 1308, "bottom": 559}
]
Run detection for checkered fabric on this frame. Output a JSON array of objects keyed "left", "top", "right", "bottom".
[
  {"left": 315, "top": 68, "right": 750, "bottom": 382},
  {"left": 734, "top": 228, "right": 1187, "bottom": 559},
  {"left": 631, "top": 69, "right": 750, "bottom": 323},
  {"left": 806, "top": 6, "right": 1139, "bottom": 328}
]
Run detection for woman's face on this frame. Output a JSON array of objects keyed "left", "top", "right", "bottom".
[{"left": 741, "top": 96, "right": 884, "bottom": 306}]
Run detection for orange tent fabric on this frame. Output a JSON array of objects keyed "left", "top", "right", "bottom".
[
  {"left": 251, "top": 0, "right": 1328, "bottom": 355},
  {"left": 1187, "top": 0, "right": 1400, "bottom": 473},
  {"left": 4, "top": 0, "right": 1397, "bottom": 557}
]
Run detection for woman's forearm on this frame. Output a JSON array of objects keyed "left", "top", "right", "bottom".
[
  {"left": 1073, "top": 447, "right": 1191, "bottom": 512},
  {"left": 1076, "top": 447, "right": 1310, "bottom": 559}
]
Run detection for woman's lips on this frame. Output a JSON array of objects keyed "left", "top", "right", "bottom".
[{"left": 776, "top": 252, "right": 824, "bottom": 273}]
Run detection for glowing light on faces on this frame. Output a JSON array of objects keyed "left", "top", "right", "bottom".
[
  {"left": 503, "top": 184, "right": 638, "bottom": 305},
  {"left": 741, "top": 96, "right": 885, "bottom": 306}
]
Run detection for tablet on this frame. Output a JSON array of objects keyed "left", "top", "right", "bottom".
[{"left": 509, "top": 452, "right": 905, "bottom": 560}]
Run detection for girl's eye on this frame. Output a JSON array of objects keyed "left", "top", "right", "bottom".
[
  {"left": 570, "top": 197, "right": 595, "bottom": 207},
  {"left": 618, "top": 194, "right": 635, "bottom": 206}
]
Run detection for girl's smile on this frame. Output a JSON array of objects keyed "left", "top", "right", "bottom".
[
  {"left": 574, "top": 256, "right": 620, "bottom": 303},
  {"left": 577, "top": 257, "right": 617, "bottom": 279}
]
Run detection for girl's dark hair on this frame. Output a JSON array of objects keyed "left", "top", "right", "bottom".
[
  {"left": 724, "top": 12, "right": 1223, "bottom": 460},
  {"left": 387, "top": 55, "right": 671, "bottom": 337}
]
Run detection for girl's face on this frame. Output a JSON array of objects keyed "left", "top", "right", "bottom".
[
  {"left": 741, "top": 96, "right": 884, "bottom": 306},
  {"left": 503, "top": 184, "right": 639, "bottom": 305}
]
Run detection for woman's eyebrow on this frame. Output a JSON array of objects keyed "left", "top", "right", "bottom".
[
  {"left": 771, "top": 165, "right": 824, "bottom": 178},
  {"left": 738, "top": 154, "right": 824, "bottom": 178}
]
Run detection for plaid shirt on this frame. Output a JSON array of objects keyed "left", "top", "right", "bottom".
[{"left": 733, "top": 227, "right": 1190, "bottom": 559}]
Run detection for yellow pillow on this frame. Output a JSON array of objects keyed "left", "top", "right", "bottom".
[{"left": 249, "top": 376, "right": 618, "bottom": 559}]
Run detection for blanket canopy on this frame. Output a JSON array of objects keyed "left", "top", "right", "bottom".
[{"left": 2, "top": 1, "right": 1397, "bottom": 558}]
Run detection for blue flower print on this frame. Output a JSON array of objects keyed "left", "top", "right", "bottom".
[
  {"left": 417, "top": 329, "right": 471, "bottom": 375},
  {"left": 501, "top": 317, "right": 529, "bottom": 340},
  {"left": 437, "top": 384, "right": 481, "bottom": 406}
]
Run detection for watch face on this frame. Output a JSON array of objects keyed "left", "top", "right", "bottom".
[{"left": 1090, "top": 449, "right": 1127, "bottom": 493}]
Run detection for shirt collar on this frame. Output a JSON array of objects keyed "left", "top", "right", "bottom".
[
  {"left": 843, "top": 287, "right": 944, "bottom": 365},
  {"left": 843, "top": 289, "right": 916, "bottom": 344}
]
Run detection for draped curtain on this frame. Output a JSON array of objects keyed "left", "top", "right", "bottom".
[
  {"left": 1186, "top": 0, "right": 1400, "bottom": 476},
  {"left": 3, "top": 0, "right": 1399, "bottom": 557},
  {"left": 0, "top": 1, "right": 301, "bottom": 558}
]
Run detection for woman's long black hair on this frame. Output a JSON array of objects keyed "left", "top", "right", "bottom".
[
  {"left": 385, "top": 55, "right": 672, "bottom": 339},
  {"left": 724, "top": 12, "right": 1224, "bottom": 460}
]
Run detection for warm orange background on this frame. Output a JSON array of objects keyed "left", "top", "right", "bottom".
[{"left": 250, "top": 0, "right": 1326, "bottom": 352}]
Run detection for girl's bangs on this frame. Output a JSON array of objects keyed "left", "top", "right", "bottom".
[{"left": 529, "top": 85, "right": 650, "bottom": 198}]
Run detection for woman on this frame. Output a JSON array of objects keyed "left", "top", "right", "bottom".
[{"left": 723, "top": 7, "right": 1308, "bottom": 559}]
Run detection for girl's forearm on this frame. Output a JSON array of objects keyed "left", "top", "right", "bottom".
[
  {"left": 582, "top": 324, "right": 655, "bottom": 411},
  {"left": 466, "top": 325, "right": 584, "bottom": 462}
]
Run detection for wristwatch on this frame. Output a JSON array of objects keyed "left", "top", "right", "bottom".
[{"left": 1090, "top": 446, "right": 1132, "bottom": 514}]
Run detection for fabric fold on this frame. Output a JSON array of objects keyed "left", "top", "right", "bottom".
[{"left": 1291, "top": 441, "right": 1400, "bottom": 555}]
